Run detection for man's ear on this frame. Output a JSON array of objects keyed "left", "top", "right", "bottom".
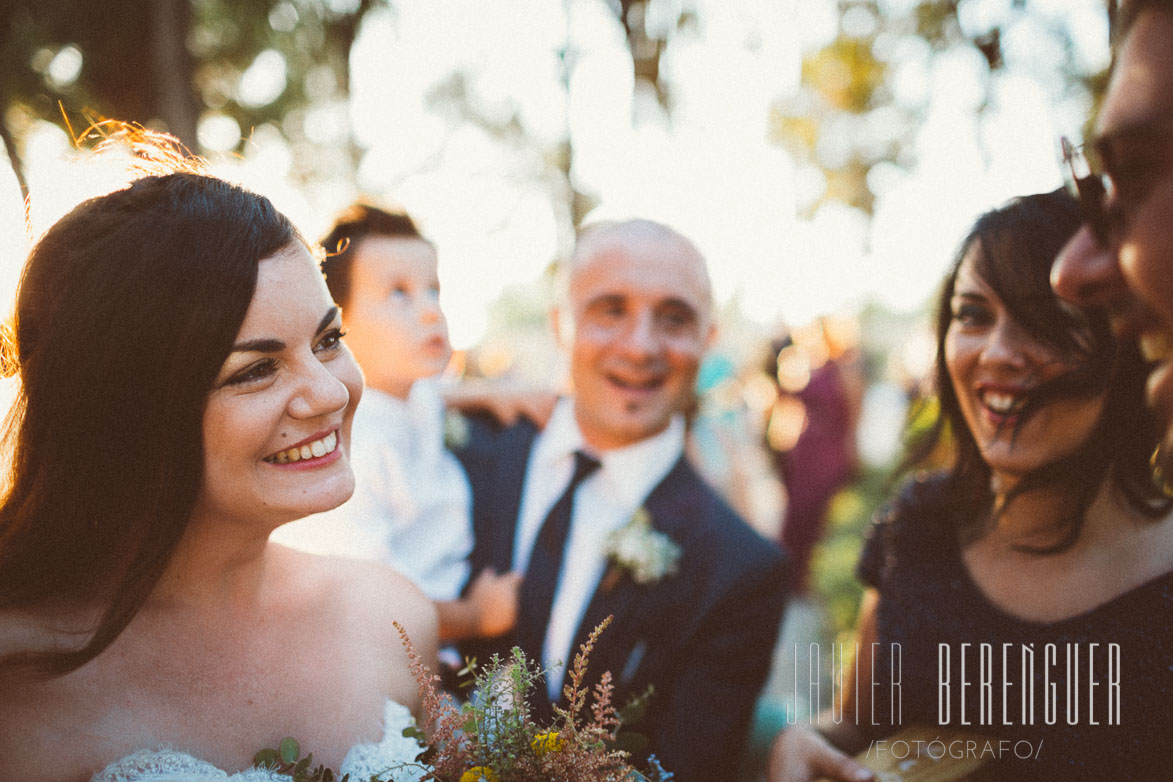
[
  {"left": 704, "top": 320, "right": 718, "bottom": 350},
  {"left": 551, "top": 305, "right": 573, "bottom": 350}
]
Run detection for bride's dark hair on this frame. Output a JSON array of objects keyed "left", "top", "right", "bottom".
[{"left": 0, "top": 155, "right": 300, "bottom": 677}]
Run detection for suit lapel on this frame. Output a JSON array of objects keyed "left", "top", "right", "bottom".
[
  {"left": 640, "top": 455, "right": 698, "bottom": 540},
  {"left": 564, "top": 456, "right": 696, "bottom": 695}
]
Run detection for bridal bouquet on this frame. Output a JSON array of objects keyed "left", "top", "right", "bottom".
[
  {"left": 252, "top": 618, "right": 672, "bottom": 782},
  {"left": 400, "top": 617, "right": 673, "bottom": 782}
]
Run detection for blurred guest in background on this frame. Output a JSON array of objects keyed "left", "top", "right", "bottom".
[
  {"left": 765, "top": 317, "right": 863, "bottom": 596},
  {"left": 1052, "top": 0, "right": 1173, "bottom": 494},
  {"left": 686, "top": 350, "right": 787, "bottom": 540},
  {"left": 457, "top": 218, "right": 788, "bottom": 781},
  {"left": 770, "top": 189, "right": 1172, "bottom": 782}
]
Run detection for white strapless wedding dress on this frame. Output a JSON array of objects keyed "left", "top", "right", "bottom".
[{"left": 91, "top": 700, "right": 427, "bottom": 782}]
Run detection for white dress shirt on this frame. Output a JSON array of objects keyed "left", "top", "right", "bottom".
[
  {"left": 515, "top": 398, "right": 685, "bottom": 698},
  {"left": 273, "top": 378, "right": 473, "bottom": 601}
]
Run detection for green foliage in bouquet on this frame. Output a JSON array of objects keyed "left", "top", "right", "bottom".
[
  {"left": 398, "top": 616, "right": 673, "bottom": 782},
  {"left": 252, "top": 735, "right": 382, "bottom": 782}
]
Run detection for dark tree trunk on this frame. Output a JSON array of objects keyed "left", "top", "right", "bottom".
[
  {"left": 0, "top": 114, "right": 29, "bottom": 202},
  {"left": 617, "top": 0, "right": 669, "bottom": 110},
  {"left": 150, "top": 0, "right": 198, "bottom": 149}
]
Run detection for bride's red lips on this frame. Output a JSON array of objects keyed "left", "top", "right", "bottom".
[{"left": 277, "top": 428, "right": 338, "bottom": 452}]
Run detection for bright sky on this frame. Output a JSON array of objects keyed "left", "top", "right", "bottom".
[{"left": 0, "top": 0, "right": 1110, "bottom": 350}]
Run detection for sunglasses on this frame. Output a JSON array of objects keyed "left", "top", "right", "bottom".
[
  {"left": 1060, "top": 136, "right": 1115, "bottom": 246},
  {"left": 1061, "top": 120, "right": 1173, "bottom": 247}
]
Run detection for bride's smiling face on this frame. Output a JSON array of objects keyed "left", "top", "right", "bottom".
[{"left": 194, "top": 242, "right": 363, "bottom": 527}]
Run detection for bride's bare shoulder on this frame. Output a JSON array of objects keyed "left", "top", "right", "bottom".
[
  {"left": 267, "top": 545, "right": 438, "bottom": 711},
  {"left": 269, "top": 544, "right": 437, "bottom": 647}
]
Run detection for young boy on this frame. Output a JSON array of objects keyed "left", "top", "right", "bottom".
[{"left": 275, "top": 203, "right": 518, "bottom": 642}]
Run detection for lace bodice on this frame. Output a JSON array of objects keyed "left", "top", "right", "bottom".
[{"left": 91, "top": 700, "right": 427, "bottom": 782}]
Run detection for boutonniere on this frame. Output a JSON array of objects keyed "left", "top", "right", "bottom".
[
  {"left": 602, "top": 507, "right": 682, "bottom": 587},
  {"left": 443, "top": 409, "right": 470, "bottom": 450}
]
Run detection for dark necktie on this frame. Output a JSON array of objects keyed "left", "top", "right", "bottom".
[{"left": 517, "top": 450, "right": 601, "bottom": 675}]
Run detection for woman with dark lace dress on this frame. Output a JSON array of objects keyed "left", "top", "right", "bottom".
[{"left": 770, "top": 189, "right": 1173, "bottom": 782}]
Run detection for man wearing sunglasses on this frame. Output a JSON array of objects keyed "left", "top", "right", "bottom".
[{"left": 1051, "top": 0, "right": 1173, "bottom": 477}]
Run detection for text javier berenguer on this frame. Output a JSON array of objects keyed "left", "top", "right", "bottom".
[{"left": 938, "top": 642, "right": 1121, "bottom": 726}]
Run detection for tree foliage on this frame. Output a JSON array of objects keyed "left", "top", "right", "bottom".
[
  {"left": 0, "top": 0, "right": 376, "bottom": 193},
  {"left": 0, "top": 0, "right": 1108, "bottom": 214},
  {"left": 769, "top": 0, "right": 1106, "bottom": 218}
]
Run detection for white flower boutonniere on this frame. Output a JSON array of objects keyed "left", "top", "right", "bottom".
[
  {"left": 603, "top": 507, "right": 682, "bottom": 585},
  {"left": 443, "top": 409, "right": 470, "bottom": 450}
]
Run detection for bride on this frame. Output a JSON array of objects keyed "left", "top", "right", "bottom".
[{"left": 0, "top": 152, "right": 437, "bottom": 780}]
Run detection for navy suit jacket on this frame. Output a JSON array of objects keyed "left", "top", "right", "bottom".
[{"left": 456, "top": 414, "right": 788, "bottom": 782}]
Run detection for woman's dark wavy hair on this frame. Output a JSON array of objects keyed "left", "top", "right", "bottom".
[
  {"left": 0, "top": 169, "right": 300, "bottom": 677},
  {"left": 904, "top": 188, "right": 1170, "bottom": 551}
]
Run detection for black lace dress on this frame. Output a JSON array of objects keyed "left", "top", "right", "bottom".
[{"left": 856, "top": 474, "right": 1172, "bottom": 781}]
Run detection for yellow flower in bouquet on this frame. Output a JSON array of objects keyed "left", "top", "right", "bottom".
[
  {"left": 529, "top": 731, "right": 563, "bottom": 756},
  {"left": 460, "top": 767, "right": 500, "bottom": 782}
]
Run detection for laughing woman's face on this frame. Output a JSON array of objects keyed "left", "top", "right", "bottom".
[{"left": 946, "top": 244, "right": 1106, "bottom": 488}]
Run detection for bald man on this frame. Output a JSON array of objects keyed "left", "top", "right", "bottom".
[{"left": 456, "top": 220, "right": 788, "bottom": 781}]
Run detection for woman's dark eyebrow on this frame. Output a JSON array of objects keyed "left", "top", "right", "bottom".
[
  {"left": 230, "top": 337, "right": 284, "bottom": 355},
  {"left": 230, "top": 307, "right": 339, "bottom": 354},
  {"left": 315, "top": 306, "right": 340, "bottom": 336}
]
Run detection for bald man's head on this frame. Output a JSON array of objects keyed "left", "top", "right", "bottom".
[
  {"left": 571, "top": 218, "right": 711, "bottom": 290},
  {"left": 555, "top": 218, "right": 716, "bottom": 450}
]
